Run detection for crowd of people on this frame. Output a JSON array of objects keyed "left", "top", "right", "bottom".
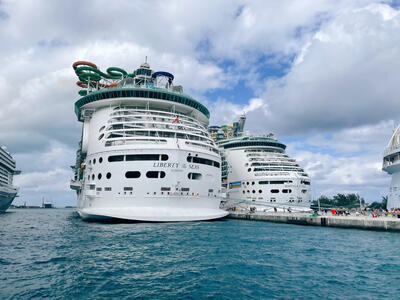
[{"left": 314, "top": 208, "right": 400, "bottom": 218}]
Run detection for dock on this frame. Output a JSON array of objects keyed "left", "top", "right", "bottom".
[{"left": 227, "top": 211, "right": 400, "bottom": 231}]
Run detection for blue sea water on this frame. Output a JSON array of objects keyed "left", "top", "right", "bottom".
[{"left": 1, "top": 209, "right": 400, "bottom": 299}]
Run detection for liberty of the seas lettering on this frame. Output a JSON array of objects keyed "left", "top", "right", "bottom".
[{"left": 153, "top": 162, "right": 180, "bottom": 168}]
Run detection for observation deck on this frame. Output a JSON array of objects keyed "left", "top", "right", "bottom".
[{"left": 74, "top": 85, "right": 209, "bottom": 122}]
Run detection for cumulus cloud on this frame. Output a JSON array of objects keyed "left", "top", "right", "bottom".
[{"left": 245, "top": 3, "right": 400, "bottom": 136}]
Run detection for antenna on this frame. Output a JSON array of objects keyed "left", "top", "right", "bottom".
[{"left": 145, "top": 56, "right": 148, "bottom": 63}]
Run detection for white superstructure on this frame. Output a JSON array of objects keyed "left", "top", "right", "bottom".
[
  {"left": 217, "top": 135, "right": 312, "bottom": 211},
  {"left": 382, "top": 125, "right": 400, "bottom": 209},
  {"left": 0, "top": 147, "right": 20, "bottom": 212},
  {"left": 70, "top": 61, "right": 227, "bottom": 221}
]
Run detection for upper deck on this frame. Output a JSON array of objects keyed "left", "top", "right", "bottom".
[
  {"left": 73, "top": 61, "right": 209, "bottom": 122},
  {"left": 217, "top": 135, "right": 286, "bottom": 151},
  {"left": 383, "top": 125, "right": 400, "bottom": 172}
]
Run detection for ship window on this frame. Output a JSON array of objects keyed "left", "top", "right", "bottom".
[
  {"left": 271, "top": 189, "right": 279, "bottom": 193},
  {"left": 302, "top": 189, "right": 307, "bottom": 193},
  {"left": 146, "top": 171, "right": 165, "bottom": 178},
  {"left": 99, "top": 126, "right": 105, "bottom": 132},
  {"left": 181, "top": 188, "right": 190, "bottom": 192},
  {"left": 96, "top": 187, "right": 102, "bottom": 191},
  {"left": 252, "top": 190, "right": 256, "bottom": 194},
  {"left": 98, "top": 134, "right": 104, "bottom": 140},
  {"left": 99, "top": 157, "right": 103, "bottom": 163},
  {"left": 270, "top": 181, "right": 285, "bottom": 184},
  {"left": 127, "top": 154, "right": 159, "bottom": 161},
  {"left": 108, "top": 155, "right": 124, "bottom": 162},
  {"left": 87, "top": 175, "right": 90, "bottom": 180},
  {"left": 89, "top": 184, "right": 95, "bottom": 190},
  {"left": 243, "top": 191, "right": 245, "bottom": 194},
  {"left": 125, "top": 171, "right": 141, "bottom": 178},
  {"left": 98, "top": 173, "right": 102, "bottom": 180},
  {"left": 188, "top": 173, "right": 202, "bottom": 180},
  {"left": 282, "top": 189, "right": 292, "bottom": 193},
  {"left": 187, "top": 156, "right": 220, "bottom": 168},
  {"left": 124, "top": 187, "right": 133, "bottom": 191},
  {"left": 93, "top": 158, "right": 96, "bottom": 164},
  {"left": 252, "top": 182, "right": 255, "bottom": 185},
  {"left": 208, "top": 189, "right": 213, "bottom": 193},
  {"left": 247, "top": 168, "right": 251, "bottom": 172},
  {"left": 301, "top": 181, "right": 311, "bottom": 185},
  {"left": 259, "top": 181, "right": 268, "bottom": 184},
  {"left": 125, "top": 154, "right": 169, "bottom": 161},
  {"left": 105, "top": 187, "right": 112, "bottom": 191},
  {"left": 161, "top": 187, "right": 171, "bottom": 191},
  {"left": 259, "top": 190, "right": 262, "bottom": 193},
  {"left": 91, "top": 174, "right": 95, "bottom": 180},
  {"left": 106, "top": 172, "right": 111, "bottom": 179}
]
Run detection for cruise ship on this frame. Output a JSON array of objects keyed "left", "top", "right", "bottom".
[
  {"left": 382, "top": 124, "right": 400, "bottom": 209},
  {"left": 70, "top": 60, "right": 228, "bottom": 221},
  {"left": 0, "top": 147, "right": 20, "bottom": 212},
  {"left": 209, "top": 117, "right": 312, "bottom": 211}
]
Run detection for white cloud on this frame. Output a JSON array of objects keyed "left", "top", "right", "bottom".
[{"left": 244, "top": 3, "right": 400, "bottom": 136}]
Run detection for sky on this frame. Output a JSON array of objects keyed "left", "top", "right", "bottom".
[{"left": 1, "top": 0, "right": 400, "bottom": 206}]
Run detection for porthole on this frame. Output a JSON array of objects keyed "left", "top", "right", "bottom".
[
  {"left": 106, "top": 172, "right": 111, "bottom": 179},
  {"left": 271, "top": 189, "right": 279, "bottom": 194},
  {"left": 92, "top": 174, "right": 95, "bottom": 180},
  {"left": 98, "top": 134, "right": 104, "bottom": 140},
  {"left": 252, "top": 181, "right": 255, "bottom": 185},
  {"left": 98, "top": 173, "right": 102, "bottom": 180},
  {"left": 247, "top": 182, "right": 250, "bottom": 185},
  {"left": 247, "top": 168, "right": 251, "bottom": 172},
  {"left": 93, "top": 158, "right": 96, "bottom": 164},
  {"left": 243, "top": 191, "right": 245, "bottom": 194},
  {"left": 99, "top": 157, "right": 103, "bottom": 163},
  {"left": 259, "top": 190, "right": 262, "bottom": 193},
  {"left": 252, "top": 190, "right": 256, "bottom": 194}
]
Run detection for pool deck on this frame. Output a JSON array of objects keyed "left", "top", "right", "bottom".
[{"left": 227, "top": 211, "right": 400, "bottom": 231}]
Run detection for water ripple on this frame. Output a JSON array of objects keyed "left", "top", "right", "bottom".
[{"left": 1, "top": 209, "right": 400, "bottom": 299}]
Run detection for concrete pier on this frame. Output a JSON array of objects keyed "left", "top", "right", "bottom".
[{"left": 227, "top": 211, "right": 400, "bottom": 231}]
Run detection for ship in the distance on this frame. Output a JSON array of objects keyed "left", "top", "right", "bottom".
[
  {"left": 70, "top": 60, "right": 227, "bottom": 221},
  {"left": 209, "top": 116, "right": 312, "bottom": 211},
  {"left": 382, "top": 124, "right": 400, "bottom": 209},
  {"left": 0, "top": 146, "right": 20, "bottom": 212}
]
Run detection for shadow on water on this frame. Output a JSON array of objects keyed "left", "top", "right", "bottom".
[{"left": 79, "top": 215, "right": 230, "bottom": 224}]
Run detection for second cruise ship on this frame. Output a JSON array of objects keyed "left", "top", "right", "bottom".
[
  {"left": 0, "top": 147, "right": 20, "bottom": 212},
  {"left": 209, "top": 116, "right": 312, "bottom": 211},
  {"left": 70, "top": 60, "right": 227, "bottom": 221}
]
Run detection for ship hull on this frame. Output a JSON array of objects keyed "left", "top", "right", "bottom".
[
  {"left": 0, "top": 191, "right": 17, "bottom": 212},
  {"left": 77, "top": 195, "right": 227, "bottom": 221}
]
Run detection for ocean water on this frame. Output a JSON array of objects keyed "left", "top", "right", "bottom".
[{"left": 1, "top": 209, "right": 400, "bottom": 299}]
